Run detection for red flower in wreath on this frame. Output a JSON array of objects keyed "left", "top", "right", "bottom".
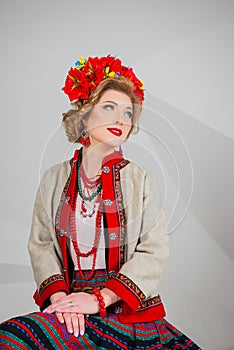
[
  {"left": 62, "top": 55, "right": 144, "bottom": 103},
  {"left": 62, "top": 68, "right": 90, "bottom": 101}
]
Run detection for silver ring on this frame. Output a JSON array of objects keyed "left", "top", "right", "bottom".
[{"left": 68, "top": 301, "right": 74, "bottom": 308}]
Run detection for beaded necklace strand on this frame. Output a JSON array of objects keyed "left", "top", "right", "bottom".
[
  {"left": 77, "top": 148, "right": 102, "bottom": 201},
  {"left": 71, "top": 148, "right": 103, "bottom": 280},
  {"left": 79, "top": 162, "right": 102, "bottom": 218}
]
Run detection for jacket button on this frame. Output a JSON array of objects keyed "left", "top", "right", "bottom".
[
  {"left": 108, "top": 270, "right": 116, "bottom": 278},
  {"left": 65, "top": 196, "right": 70, "bottom": 203},
  {"left": 114, "top": 306, "right": 123, "bottom": 314},
  {"left": 102, "top": 166, "right": 110, "bottom": 174},
  {"left": 110, "top": 232, "right": 117, "bottom": 240},
  {"left": 59, "top": 230, "right": 67, "bottom": 236},
  {"left": 104, "top": 199, "right": 112, "bottom": 206}
]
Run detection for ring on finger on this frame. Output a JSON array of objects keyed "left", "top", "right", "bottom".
[{"left": 68, "top": 301, "right": 74, "bottom": 308}]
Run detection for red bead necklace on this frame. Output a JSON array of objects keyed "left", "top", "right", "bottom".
[
  {"left": 80, "top": 163, "right": 101, "bottom": 187},
  {"left": 70, "top": 154, "right": 103, "bottom": 280}
]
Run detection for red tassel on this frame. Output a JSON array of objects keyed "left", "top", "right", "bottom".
[{"left": 81, "top": 199, "right": 87, "bottom": 213}]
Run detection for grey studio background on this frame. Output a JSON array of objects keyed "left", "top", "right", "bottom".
[{"left": 1, "top": 1, "right": 234, "bottom": 349}]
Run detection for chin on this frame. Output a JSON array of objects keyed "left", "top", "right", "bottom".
[{"left": 102, "top": 138, "right": 125, "bottom": 148}]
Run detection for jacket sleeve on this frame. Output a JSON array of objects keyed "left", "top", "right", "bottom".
[
  {"left": 28, "top": 169, "right": 69, "bottom": 310},
  {"left": 105, "top": 171, "right": 170, "bottom": 312}
]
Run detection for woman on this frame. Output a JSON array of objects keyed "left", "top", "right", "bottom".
[{"left": 0, "top": 55, "right": 201, "bottom": 349}]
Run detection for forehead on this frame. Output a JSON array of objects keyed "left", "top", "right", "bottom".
[{"left": 99, "top": 89, "right": 132, "bottom": 105}]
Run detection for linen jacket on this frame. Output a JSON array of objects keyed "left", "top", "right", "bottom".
[{"left": 28, "top": 149, "right": 170, "bottom": 323}]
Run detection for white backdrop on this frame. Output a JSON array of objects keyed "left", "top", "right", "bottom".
[{"left": 1, "top": 1, "right": 234, "bottom": 349}]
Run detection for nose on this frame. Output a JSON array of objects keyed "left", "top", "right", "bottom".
[{"left": 115, "top": 109, "right": 124, "bottom": 125}]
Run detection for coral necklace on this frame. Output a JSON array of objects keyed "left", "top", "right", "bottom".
[{"left": 71, "top": 148, "right": 103, "bottom": 280}]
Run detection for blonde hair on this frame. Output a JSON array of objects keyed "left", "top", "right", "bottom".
[{"left": 62, "top": 76, "right": 142, "bottom": 143}]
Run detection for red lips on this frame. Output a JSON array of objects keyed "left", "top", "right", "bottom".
[{"left": 107, "top": 128, "right": 122, "bottom": 137}]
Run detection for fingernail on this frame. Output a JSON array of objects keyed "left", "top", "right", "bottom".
[
  {"left": 69, "top": 329, "right": 73, "bottom": 333},
  {"left": 43, "top": 309, "right": 48, "bottom": 313},
  {"left": 74, "top": 332, "right": 78, "bottom": 337},
  {"left": 80, "top": 330, "right": 84, "bottom": 336}
]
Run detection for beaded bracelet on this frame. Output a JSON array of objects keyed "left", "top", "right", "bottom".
[{"left": 92, "top": 288, "right": 106, "bottom": 318}]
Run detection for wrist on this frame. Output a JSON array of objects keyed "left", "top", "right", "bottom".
[
  {"left": 50, "top": 291, "right": 67, "bottom": 303},
  {"left": 92, "top": 288, "right": 106, "bottom": 317},
  {"left": 100, "top": 287, "right": 121, "bottom": 307}
]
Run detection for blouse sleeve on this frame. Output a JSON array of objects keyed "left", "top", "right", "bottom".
[
  {"left": 105, "top": 171, "right": 170, "bottom": 312},
  {"left": 28, "top": 169, "right": 69, "bottom": 309}
]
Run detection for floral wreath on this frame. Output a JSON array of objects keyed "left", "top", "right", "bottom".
[{"left": 62, "top": 55, "right": 145, "bottom": 104}]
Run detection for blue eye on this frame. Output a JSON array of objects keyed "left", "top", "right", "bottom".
[{"left": 125, "top": 111, "right": 133, "bottom": 118}]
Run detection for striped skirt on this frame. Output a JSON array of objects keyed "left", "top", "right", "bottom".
[{"left": 0, "top": 270, "right": 202, "bottom": 349}]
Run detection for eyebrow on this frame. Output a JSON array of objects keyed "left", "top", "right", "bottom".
[{"left": 102, "top": 100, "right": 133, "bottom": 110}]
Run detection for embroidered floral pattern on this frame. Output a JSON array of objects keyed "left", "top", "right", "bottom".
[
  {"left": 113, "top": 159, "right": 129, "bottom": 266},
  {"left": 39, "top": 274, "right": 65, "bottom": 295},
  {"left": 55, "top": 155, "right": 77, "bottom": 237},
  {"left": 137, "top": 295, "right": 163, "bottom": 311},
  {"left": 71, "top": 269, "right": 108, "bottom": 293},
  {"left": 113, "top": 272, "right": 146, "bottom": 303}
]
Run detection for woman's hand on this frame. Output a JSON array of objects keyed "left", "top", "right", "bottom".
[
  {"left": 45, "top": 288, "right": 120, "bottom": 315},
  {"left": 50, "top": 291, "right": 67, "bottom": 325},
  {"left": 45, "top": 292, "right": 99, "bottom": 315},
  {"left": 48, "top": 291, "right": 87, "bottom": 337},
  {"left": 57, "top": 312, "right": 86, "bottom": 337}
]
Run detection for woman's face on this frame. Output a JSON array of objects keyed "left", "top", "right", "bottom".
[{"left": 85, "top": 89, "right": 133, "bottom": 149}]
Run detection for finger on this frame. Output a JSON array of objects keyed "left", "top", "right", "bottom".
[
  {"left": 53, "top": 306, "right": 80, "bottom": 314},
  {"left": 55, "top": 312, "right": 64, "bottom": 324},
  {"left": 78, "top": 314, "right": 85, "bottom": 336},
  {"left": 63, "top": 313, "right": 73, "bottom": 334},
  {"left": 71, "top": 313, "right": 79, "bottom": 337},
  {"left": 44, "top": 300, "right": 76, "bottom": 314}
]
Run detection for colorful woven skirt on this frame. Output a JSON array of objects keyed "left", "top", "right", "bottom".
[{"left": 0, "top": 270, "right": 202, "bottom": 349}]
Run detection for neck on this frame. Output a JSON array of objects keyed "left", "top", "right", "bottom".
[{"left": 81, "top": 144, "right": 116, "bottom": 178}]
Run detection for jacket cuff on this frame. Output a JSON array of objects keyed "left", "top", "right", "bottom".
[
  {"left": 37, "top": 274, "right": 69, "bottom": 310},
  {"left": 104, "top": 272, "right": 146, "bottom": 313}
]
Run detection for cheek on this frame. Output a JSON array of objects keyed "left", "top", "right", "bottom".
[
  {"left": 123, "top": 123, "right": 132, "bottom": 134},
  {"left": 87, "top": 113, "right": 109, "bottom": 130},
  {"left": 89, "top": 128, "right": 105, "bottom": 140}
]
